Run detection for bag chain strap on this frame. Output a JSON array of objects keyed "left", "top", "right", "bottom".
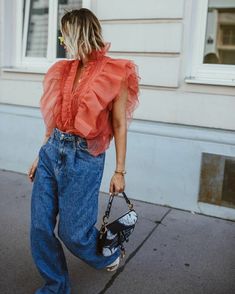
[
  {"left": 99, "top": 192, "right": 134, "bottom": 235},
  {"left": 103, "top": 192, "right": 134, "bottom": 221}
]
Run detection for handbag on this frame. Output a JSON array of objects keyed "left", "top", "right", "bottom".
[{"left": 97, "top": 191, "right": 138, "bottom": 258}]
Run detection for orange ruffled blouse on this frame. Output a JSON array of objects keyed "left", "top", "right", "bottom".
[{"left": 40, "top": 42, "right": 141, "bottom": 157}]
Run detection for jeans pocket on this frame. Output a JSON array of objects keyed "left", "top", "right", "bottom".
[
  {"left": 39, "top": 140, "right": 51, "bottom": 158},
  {"left": 38, "top": 144, "right": 46, "bottom": 159}
]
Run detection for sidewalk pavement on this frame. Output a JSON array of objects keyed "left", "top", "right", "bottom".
[{"left": 0, "top": 169, "right": 235, "bottom": 294}]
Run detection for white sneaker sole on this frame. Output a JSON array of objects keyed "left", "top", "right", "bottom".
[{"left": 106, "top": 256, "right": 120, "bottom": 272}]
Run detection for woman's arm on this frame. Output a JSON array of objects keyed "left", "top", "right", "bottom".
[{"left": 109, "top": 87, "right": 128, "bottom": 194}]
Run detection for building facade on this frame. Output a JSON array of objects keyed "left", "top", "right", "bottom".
[{"left": 0, "top": 0, "right": 235, "bottom": 220}]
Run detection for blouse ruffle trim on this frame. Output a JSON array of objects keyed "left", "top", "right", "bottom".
[
  {"left": 40, "top": 60, "right": 68, "bottom": 136},
  {"left": 74, "top": 57, "right": 141, "bottom": 139}
]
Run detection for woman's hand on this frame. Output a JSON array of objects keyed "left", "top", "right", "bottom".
[
  {"left": 109, "top": 173, "right": 125, "bottom": 195},
  {"left": 28, "top": 156, "right": 39, "bottom": 183}
]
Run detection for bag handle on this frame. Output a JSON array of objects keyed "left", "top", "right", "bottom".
[{"left": 102, "top": 192, "right": 134, "bottom": 224}]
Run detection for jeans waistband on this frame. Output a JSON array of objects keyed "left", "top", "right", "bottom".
[{"left": 50, "top": 128, "right": 87, "bottom": 143}]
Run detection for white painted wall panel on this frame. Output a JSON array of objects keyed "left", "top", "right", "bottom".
[
  {"left": 0, "top": 79, "right": 43, "bottom": 107},
  {"left": 103, "top": 23, "right": 182, "bottom": 53},
  {"left": 95, "top": 0, "right": 185, "bottom": 19},
  {"left": 136, "top": 88, "right": 235, "bottom": 131},
  {"left": 111, "top": 54, "right": 180, "bottom": 87}
]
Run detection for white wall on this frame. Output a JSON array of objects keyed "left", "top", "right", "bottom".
[{"left": 0, "top": 0, "right": 235, "bottom": 220}]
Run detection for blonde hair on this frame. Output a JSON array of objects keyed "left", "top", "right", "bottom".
[{"left": 60, "top": 8, "right": 106, "bottom": 60}]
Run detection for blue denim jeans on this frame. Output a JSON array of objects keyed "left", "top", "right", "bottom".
[{"left": 30, "top": 127, "right": 121, "bottom": 294}]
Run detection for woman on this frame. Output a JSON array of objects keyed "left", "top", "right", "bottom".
[{"left": 28, "top": 8, "right": 140, "bottom": 294}]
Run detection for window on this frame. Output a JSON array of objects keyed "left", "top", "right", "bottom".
[
  {"left": 203, "top": 6, "right": 235, "bottom": 65},
  {"left": 11, "top": 0, "right": 90, "bottom": 69},
  {"left": 185, "top": 0, "right": 235, "bottom": 86},
  {"left": 23, "top": 0, "right": 49, "bottom": 58}
]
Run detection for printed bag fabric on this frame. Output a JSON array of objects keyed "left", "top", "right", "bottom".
[{"left": 98, "top": 210, "right": 138, "bottom": 256}]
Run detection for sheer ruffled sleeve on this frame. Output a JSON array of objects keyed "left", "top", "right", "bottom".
[
  {"left": 39, "top": 60, "right": 67, "bottom": 136},
  {"left": 112, "top": 60, "right": 141, "bottom": 128}
]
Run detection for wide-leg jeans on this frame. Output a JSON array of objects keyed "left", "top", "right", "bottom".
[{"left": 30, "top": 127, "right": 121, "bottom": 294}]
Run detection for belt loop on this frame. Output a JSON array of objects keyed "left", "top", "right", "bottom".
[{"left": 75, "top": 136, "right": 79, "bottom": 146}]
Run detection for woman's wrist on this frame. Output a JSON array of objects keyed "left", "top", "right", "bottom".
[{"left": 114, "top": 169, "right": 127, "bottom": 176}]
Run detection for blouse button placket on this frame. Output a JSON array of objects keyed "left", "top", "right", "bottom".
[{"left": 65, "top": 62, "right": 93, "bottom": 128}]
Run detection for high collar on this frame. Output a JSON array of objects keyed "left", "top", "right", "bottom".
[{"left": 88, "top": 42, "right": 111, "bottom": 61}]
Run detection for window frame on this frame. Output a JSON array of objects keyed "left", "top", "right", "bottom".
[
  {"left": 185, "top": 0, "right": 235, "bottom": 87},
  {"left": 5, "top": 0, "right": 92, "bottom": 71}
]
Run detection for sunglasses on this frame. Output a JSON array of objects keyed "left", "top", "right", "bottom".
[{"left": 58, "top": 36, "right": 65, "bottom": 46}]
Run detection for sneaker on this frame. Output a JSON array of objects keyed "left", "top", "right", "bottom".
[{"left": 105, "top": 256, "right": 120, "bottom": 272}]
